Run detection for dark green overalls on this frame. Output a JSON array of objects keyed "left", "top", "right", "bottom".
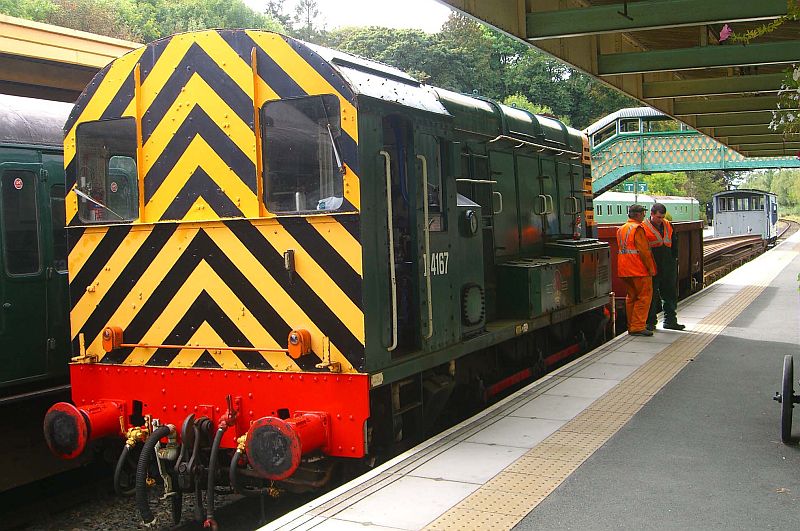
[{"left": 647, "top": 225, "right": 680, "bottom": 327}]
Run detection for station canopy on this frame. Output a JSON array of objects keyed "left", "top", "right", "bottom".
[{"left": 440, "top": 0, "right": 800, "bottom": 158}]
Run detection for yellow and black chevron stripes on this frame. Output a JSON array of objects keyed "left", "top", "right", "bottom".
[
  {"left": 65, "top": 47, "right": 145, "bottom": 224},
  {"left": 69, "top": 217, "right": 364, "bottom": 372},
  {"left": 66, "top": 29, "right": 362, "bottom": 225}
]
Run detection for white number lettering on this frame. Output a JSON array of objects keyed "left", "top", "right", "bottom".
[{"left": 429, "top": 251, "right": 449, "bottom": 276}]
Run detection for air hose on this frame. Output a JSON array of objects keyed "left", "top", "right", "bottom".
[
  {"left": 204, "top": 425, "right": 228, "bottom": 530},
  {"left": 135, "top": 425, "right": 172, "bottom": 526},
  {"left": 113, "top": 444, "right": 136, "bottom": 496}
]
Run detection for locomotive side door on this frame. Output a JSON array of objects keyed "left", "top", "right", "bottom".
[
  {"left": 414, "top": 130, "right": 456, "bottom": 351},
  {"left": 0, "top": 163, "right": 48, "bottom": 388},
  {"left": 557, "top": 161, "right": 582, "bottom": 238},
  {"left": 516, "top": 155, "right": 545, "bottom": 256},
  {"left": 538, "top": 159, "right": 559, "bottom": 238},
  {"left": 487, "top": 151, "right": 520, "bottom": 257}
]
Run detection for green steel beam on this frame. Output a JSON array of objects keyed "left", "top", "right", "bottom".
[
  {"left": 526, "top": 0, "right": 786, "bottom": 40},
  {"left": 731, "top": 142, "right": 800, "bottom": 151},
  {"left": 599, "top": 41, "right": 800, "bottom": 75},
  {"left": 724, "top": 134, "right": 800, "bottom": 144},
  {"left": 673, "top": 96, "right": 783, "bottom": 115},
  {"left": 742, "top": 150, "right": 797, "bottom": 157},
  {"left": 703, "top": 124, "right": 778, "bottom": 137},
  {"left": 643, "top": 73, "right": 786, "bottom": 99},
  {"left": 694, "top": 111, "right": 774, "bottom": 128}
]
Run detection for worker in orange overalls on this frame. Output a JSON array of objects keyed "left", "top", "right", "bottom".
[
  {"left": 642, "top": 203, "right": 685, "bottom": 331},
  {"left": 616, "top": 204, "right": 657, "bottom": 336}
]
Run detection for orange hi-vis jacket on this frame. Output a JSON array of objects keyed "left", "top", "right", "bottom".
[
  {"left": 642, "top": 218, "right": 673, "bottom": 248},
  {"left": 616, "top": 220, "right": 656, "bottom": 277}
]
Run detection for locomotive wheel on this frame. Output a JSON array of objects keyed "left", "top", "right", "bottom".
[{"left": 781, "top": 355, "right": 795, "bottom": 444}]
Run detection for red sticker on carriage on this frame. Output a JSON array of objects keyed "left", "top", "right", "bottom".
[
  {"left": 13, "top": 178, "right": 22, "bottom": 190},
  {"left": 110, "top": 181, "right": 118, "bottom": 193}
]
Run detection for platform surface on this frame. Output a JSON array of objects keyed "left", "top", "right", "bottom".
[{"left": 264, "top": 231, "right": 800, "bottom": 531}]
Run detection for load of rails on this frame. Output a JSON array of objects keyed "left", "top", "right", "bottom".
[{"left": 42, "top": 30, "right": 614, "bottom": 527}]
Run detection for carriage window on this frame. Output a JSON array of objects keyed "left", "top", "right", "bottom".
[
  {"left": 76, "top": 118, "right": 138, "bottom": 224},
  {"left": 1, "top": 171, "right": 40, "bottom": 275},
  {"left": 50, "top": 185, "right": 67, "bottom": 272},
  {"left": 727, "top": 197, "right": 734, "bottom": 211},
  {"left": 737, "top": 198, "right": 746, "bottom": 211},
  {"left": 262, "top": 95, "right": 343, "bottom": 213}
]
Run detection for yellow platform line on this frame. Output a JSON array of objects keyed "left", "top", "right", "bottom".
[{"left": 424, "top": 282, "right": 781, "bottom": 530}]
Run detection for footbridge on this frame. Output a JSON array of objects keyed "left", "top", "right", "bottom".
[{"left": 587, "top": 108, "right": 800, "bottom": 194}]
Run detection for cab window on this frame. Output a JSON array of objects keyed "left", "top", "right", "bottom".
[
  {"left": 262, "top": 95, "right": 344, "bottom": 213},
  {"left": 76, "top": 118, "right": 138, "bottom": 223}
]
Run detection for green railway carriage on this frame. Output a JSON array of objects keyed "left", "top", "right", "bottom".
[
  {"left": 0, "top": 94, "right": 72, "bottom": 400},
  {"left": 594, "top": 191, "right": 700, "bottom": 224},
  {"left": 44, "top": 30, "right": 611, "bottom": 526}
]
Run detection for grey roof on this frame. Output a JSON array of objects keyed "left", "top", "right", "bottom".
[
  {"left": 0, "top": 94, "right": 72, "bottom": 147},
  {"left": 306, "top": 42, "right": 450, "bottom": 116},
  {"left": 584, "top": 107, "right": 667, "bottom": 136}
]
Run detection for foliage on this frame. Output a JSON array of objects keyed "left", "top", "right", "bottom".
[
  {"left": 1, "top": 0, "right": 284, "bottom": 42},
  {"left": 2, "top": 3, "right": 635, "bottom": 130},
  {"left": 502, "top": 94, "right": 555, "bottom": 117},
  {"left": 292, "top": 0, "right": 323, "bottom": 42},
  {"left": 728, "top": 0, "right": 800, "bottom": 44},
  {"left": 615, "top": 170, "right": 729, "bottom": 207},
  {"left": 772, "top": 65, "right": 800, "bottom": 135},
  {"left": 740, "top": 169, "right": 800, "bottom": 209}
]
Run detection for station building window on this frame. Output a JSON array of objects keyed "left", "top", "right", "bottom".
[
  {"left": 619, "top": 118, "right": 640, "bottom": 133},
  {"left": 616, "top": 205, "right": 622, "bottom": 215},
  {"left": 596, "top": 205, "right": 602, "bottom": 216},
  {"left": 606, "top": 205, "right": 612, "bottom": 215},
  {"left": 75, "top": 118, "right": 139, "bottom": 224},
  {"left": 262, "top": 94, "right": 344, "bottom": 213}
]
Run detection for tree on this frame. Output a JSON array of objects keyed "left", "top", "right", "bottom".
[
  {"left": 265, "top": 0, "right": 291, "bottom": 28},
  {"left": 293, "top": 0, "right": 323, "bottom": 42}
]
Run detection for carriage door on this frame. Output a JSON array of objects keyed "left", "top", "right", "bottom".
[
  {"left": 0, "top": 164, "right": 48, "bottom": 385},
  {"left": 415, "top": 131, "right": 453, "bottom": 350}
]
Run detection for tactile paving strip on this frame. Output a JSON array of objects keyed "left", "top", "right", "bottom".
[{"left": 425, "top": 258, "right": 794, "bottom": 530}]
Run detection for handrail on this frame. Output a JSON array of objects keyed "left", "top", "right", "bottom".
[
  {"left": 380, "top": 151, "right": 398, "bottom": 352},
  {"left": 488, "top": 134, "right": 582, "bottom": 159},
  {"left": 534, "top": 194, "right": 547, "bottom": 215},
  {"left": 417, "top": 154, "right": 434, "bottom": 341},
  {"left": 493, "top": 191, "right": 504, "bottom": 215}
]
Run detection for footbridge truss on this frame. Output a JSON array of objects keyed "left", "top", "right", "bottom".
[{"left": 587, "top": 108, "right": 800, "bottom": 194}]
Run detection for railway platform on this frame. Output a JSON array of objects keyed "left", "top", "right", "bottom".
[{"left": 265, "top": 230, "right": 800, "bottom": 531}]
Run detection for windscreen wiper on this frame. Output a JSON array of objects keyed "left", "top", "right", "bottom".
[
  {"left": 74, "top": 187, "right": 125, "bottom": 220},
  {"left": 326, "top": 123, "right": 345, "bottom": 175}
]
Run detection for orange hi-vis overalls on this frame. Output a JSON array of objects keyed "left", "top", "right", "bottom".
[{"left": 616, "top": 220, "right": 657, "bottom": 333}]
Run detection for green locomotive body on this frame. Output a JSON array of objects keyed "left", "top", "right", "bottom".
[{"left": 44, "top": 31, "right": 611, "bottom": 521}]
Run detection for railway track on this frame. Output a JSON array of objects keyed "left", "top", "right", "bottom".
[{"left": 701, "top": 219, "right": 798, "bottom": 286}]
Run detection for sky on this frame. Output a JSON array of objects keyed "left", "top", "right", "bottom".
[{"left": 244, "top": 0, "right": 455, "bottom": 33}]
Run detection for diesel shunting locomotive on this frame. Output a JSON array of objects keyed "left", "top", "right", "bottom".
[{"left": 43, "top": 30, "right": 611, "bottom": 526}]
